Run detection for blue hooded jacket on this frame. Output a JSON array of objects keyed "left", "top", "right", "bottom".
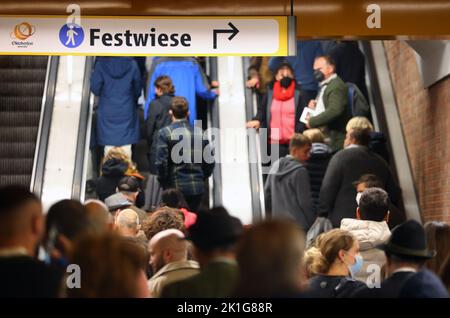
[
  {"left": 91, "top": 57, "right": 142, "bottom": 146},
  {"left": 144, "top": 57, "right": 216, "bottom": 125}
]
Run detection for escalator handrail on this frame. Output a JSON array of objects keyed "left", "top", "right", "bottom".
[
  {"left": 71, "top": 57, "right": 95, "bottom": 201},
  {"left": 242, "top": 57, "right": 265, "bottom": 222},
  {"left": 31, "top": 56, "right": 59, "bottom": 197},
  {"left": 207, "top": 57, "right": 223, "bottom": 207}
]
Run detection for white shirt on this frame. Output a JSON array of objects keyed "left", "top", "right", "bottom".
[{"left": 392, "top": 267, "right": 418, "bottom": 274}]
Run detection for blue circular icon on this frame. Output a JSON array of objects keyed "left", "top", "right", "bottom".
[{"left": 59, "top": 23, "right": 84, "bottom": 48}]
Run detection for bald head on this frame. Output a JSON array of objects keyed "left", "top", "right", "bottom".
[
  {"left": 115, "top": 209, "right": 140, "bottom": 237},
  {"left": 84, "top": 200, "right": 111, "bottom": 233},
  {"left": 148, "top": 229, "right": 187, "bottom": 274}
]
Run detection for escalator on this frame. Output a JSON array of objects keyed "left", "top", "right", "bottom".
[{"left": 0, "top": 56, "right": 48, "bottom": 188}]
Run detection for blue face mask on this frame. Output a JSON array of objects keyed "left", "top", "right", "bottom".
[{"left": 345, "top": 252, "right": 363, "bottom": 277}]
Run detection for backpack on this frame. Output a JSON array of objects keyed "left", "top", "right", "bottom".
[{"left": 346, "top": 82, "right": 370, "bottom": 118}]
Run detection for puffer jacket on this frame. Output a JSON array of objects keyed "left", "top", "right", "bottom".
[
  {"left": 305, "top": 143, "right": 332, "bottom": 208},
  {"left": 340, "top": 218, "right": 391, "bottom": 284}
]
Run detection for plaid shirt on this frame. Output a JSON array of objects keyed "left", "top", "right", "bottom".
[{"left": 155, "top": 119, "right": 215, "bottom": 196}]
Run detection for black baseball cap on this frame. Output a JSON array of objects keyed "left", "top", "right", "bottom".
[{"left": 118, "top": 176, "right": 141, "bottom": 192}]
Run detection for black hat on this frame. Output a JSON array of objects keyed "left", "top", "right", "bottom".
[
  {"left": 187, "top": 207, "right": 243, "bottom": 251},
  {"left": 118, "top": 176, "right": 140, "bottom": 192},
  {"left": 377, "top": 220, "right": 436, "bottom": 259}
]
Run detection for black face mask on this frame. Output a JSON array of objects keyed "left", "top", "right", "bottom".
[
  {"left": 280, "top": 76, "right": 293, "bottom": 88},
  {"left": 313, "top": 69, "right": 325, "bottom": 83}
]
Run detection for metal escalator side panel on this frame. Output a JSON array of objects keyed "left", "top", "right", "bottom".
[
  {"left": 71, "top": 57, "right": 95, "bottom": 201},
  {"left": 242, "top": 57, "right": 265, "bottom": 222},
  {"left": 31, "top": 56, "right": 59, "bottom": 196}
]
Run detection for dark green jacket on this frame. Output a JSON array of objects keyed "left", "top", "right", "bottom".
[
  {"left": 161, "top": 260, "right": 239, "bottom": 298},
  {"left": 309, "top": 76, "right": 351, "bottom": 152}
]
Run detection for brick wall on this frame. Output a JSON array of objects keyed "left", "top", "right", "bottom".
[{"left": 384, "top": 40, "right": 450, "bottom": 223}]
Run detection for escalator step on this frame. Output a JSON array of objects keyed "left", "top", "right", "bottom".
[
  {"left": 0, "top": 96, "right": 43, "bottom": 112},
  {"left": 0, "top": 56, "right": 47, "bottom": 69},
  {"left": 0, "top": 111, "right": 41, "bottom": 126},
  {"left": 0, "top": 82, "right": 45, "bottom": 97},
  {"left": 0, "top": 142, "right": 36, "bottom": 158},
  {"left": 0, "top": 127, "right": 38, "bottom": 143},
  {"left": 0, "top": 68, "right": 47, "bottom": 83},
  {"left": 0, "top": 158, "right": 34, "bottom": 175},
  {"left": 0, "top": 175, "right": 31, "bottom": 188}
]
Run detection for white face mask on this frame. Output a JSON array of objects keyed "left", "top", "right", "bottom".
[{"left": 356, "top": 192, "right": 362, "bottom": 205}]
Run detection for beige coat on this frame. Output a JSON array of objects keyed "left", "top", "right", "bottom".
[
  {"left": 340, "top": 218, "right": 391, "bottom": 284},
  {"left": 148, "top": 260, "right": 200, "bottom": 297}
]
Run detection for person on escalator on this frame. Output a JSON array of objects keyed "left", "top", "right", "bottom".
[
  {"left": 146, "top": 75, "right": 175, "bottom": 175},
  {"left": 246, "top": 62, "right": 302, "bottom": 162},
  {"left": 96, "top": 147, "right": 144, "bottom": 202},
  {"left": 264, "top": 133, "right": 316, "bottom": 232},
  {"left": 91, "top": 57, "right": 142, "bottom": 159}
]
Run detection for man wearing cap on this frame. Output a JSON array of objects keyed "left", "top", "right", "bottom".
[
  {"left": 352, "top": 220, "right": 449, "bottom": 298},
  {"left": 116, "top": 176, "right": 148, "bottom": 223},
  {"left": 161, "top": 207, "right": 243, "bottom": 298}
]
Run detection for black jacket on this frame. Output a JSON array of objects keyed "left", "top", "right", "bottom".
[
  {"left": 305, "top": 143, "right": 332, "bottom": 208},
  {"left": 318, "top": 145, "right": 401, "bottom": 227},
  {"left": 96, "top": 158, "right": 128, "bottom": 201},
  {"left": 0, "top": 256, "right": 62, "bottom": 298},
  {"left": 145, "top": 94, "right": 173, "bottom": 174},
  {"left": 350, "top": 270, "right": 449, "bottom": 298},
  {"left": 308, "top": 275, "right": 366, "bottom": 298}
]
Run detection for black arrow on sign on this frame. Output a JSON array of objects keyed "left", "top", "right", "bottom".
[{"left": 213, "top": 22, "right": 239, "bottom": 49}]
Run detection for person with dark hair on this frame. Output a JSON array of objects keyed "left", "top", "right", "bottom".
[
  {"left": 161, "top": 188, "right": 197, "bottom": 229},
  {"left": 44, "top": 199, "right": 92, "bottom": 270},
  {"left": 144, "top": 57, "right": 218, "bottom": 126},
  {"left": 146, "top": 75, "right": 175, "bottom": 174},
  {"left": 340, "top": 188, "right": 391, "bottom": 283},
  {"left": 116, "top": 176, "right": 147, "bottom": 223},
  {"left": 353, "top": 174, "right": 405, "bottom": 228},
  {"left": 246, "top": 62, "right": 303, "bottom": 159},
  {"left": 269, "top": 40, "right": 324, "bottom": 113},
  {"left": 424, "top": 221, "right": 450, "bottom": 275},
  {"left": 161, "top": 207, "right": 243, "bottom": 298},
  {"left": 352, "top": 220, "right": 449, "bottom": 298},
  {"left": 235, "top": 219, "right": 307, "bottom": 297},
  {"left": 66, "top": 233, "right": 149, "bottom": 298},
  {"left": 306, "top": 55, "right": 352, "bottom": 152},
  {"left": 265, "top": 133, "right": 315, "bottom": 231},
  {"left": 155, "top": 96, "right": 215, "bottom": 211},
  {"left": 0, "top": 186, "right": 62, "bottom": 297},
  {"left": 318, "top": 127, "right": 401, "bottom": 227}
]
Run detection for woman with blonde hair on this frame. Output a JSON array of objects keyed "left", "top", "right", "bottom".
[
  {"left": 346, "top": 116, "right": 389, "bottom": 162},
  {"left": 96, "top": 147, "right": 144, "bottom": 202},
  {"left": 307, "top": 229, "right": 366, "bottom": 297}
]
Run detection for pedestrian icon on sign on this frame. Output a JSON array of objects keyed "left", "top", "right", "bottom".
[{"left": 59, "top": 23, "right": 84, "bottom": 48}]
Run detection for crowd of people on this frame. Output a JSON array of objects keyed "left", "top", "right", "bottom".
[
  {"left": 0, "top": 41, "right": 448, "bottom": 298},
  {"left": 0, "top": 185, "right": 448, "bottom": 298}
]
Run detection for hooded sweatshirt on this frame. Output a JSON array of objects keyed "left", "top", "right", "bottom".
[
  {"left": 264, "top": 155, "right": 316, "bottom": 231},
  {"left": 91, "top": 57, "right": 142, "bottom": 146},
  {"left": 96, "top": 158, "right": 128, "bottom": 201},
  {"left": 340, "top": 218, "right": 391, "bottom": 283}
]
